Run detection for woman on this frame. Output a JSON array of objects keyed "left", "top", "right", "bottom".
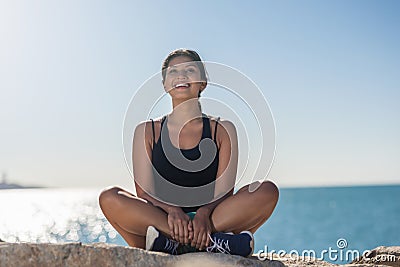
[{"left": 99, "top": 49, "right": 279, "bottom": 257}]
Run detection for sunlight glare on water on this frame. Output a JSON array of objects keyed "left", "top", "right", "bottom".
[{"left": 0, "top": 188, "right": 122, "bottom": 244}]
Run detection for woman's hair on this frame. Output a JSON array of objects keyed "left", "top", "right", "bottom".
[{"left": 162, "top": 49, "right": 207, "bottom": 97}]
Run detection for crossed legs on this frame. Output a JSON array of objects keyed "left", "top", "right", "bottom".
[{"left": 99, "top": 181, "right": 279, "bottom": 249}]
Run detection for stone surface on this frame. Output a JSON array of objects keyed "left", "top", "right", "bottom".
[
  {"left": 0, "top": 242, "right": 283, "bottom": 267},
  {"left": 0, "top": 242, "right": 399, "bottom": 267},
  {"left": 351, "top": 246, "right": 400, "bottom": 267}
]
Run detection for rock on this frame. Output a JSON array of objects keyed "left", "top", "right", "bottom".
[
  {"left": 252, "top": 253, "right": 337, "bottom": 267},
  {"left": 0, "top": 242, "right": 283, "bottom": 267},
  {"left": 351, "top": 246, "right": 400, "bottom": 267},
  {"left": 266, "top": 246, "right": 400, "bottom": 267},
  {"left": 0, "top": 243, "right": 399, "bottom": 267}
]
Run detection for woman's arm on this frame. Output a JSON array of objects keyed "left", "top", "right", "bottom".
[
  {"left": 196, "top": 119, "right": 238, "bottom": 216},
  {"left": 132, "top": 121, "right": 192, "bottom": 243},
  {"left": 190, "top": 119, "right": 238, "bottom": 249},
  {"left": 132, "top": 121, "right": 181, "bottom": 213}
]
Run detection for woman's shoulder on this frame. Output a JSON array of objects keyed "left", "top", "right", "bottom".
[
  {"left": 134, "top": 118, "right": 165, "bottom": 147},
  {"left": 204, "top": 115, "right": 237, "bottom": 144},
  {"left": 205, "top": 114, "right": 235, "bottom": 128},
  {"left": 134, "top": 117, "right": 164, "bottom": 138},
  {"left": 136, "top": 116, "right": 164, "bottom": 128}
]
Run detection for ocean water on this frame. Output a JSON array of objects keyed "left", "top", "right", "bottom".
[{"left": 0, "top": 185, "right": 399, "bottom": 263}]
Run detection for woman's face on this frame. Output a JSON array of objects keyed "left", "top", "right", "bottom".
[{"left": 163, "top": 56, "right": 205, "bottom": 99}]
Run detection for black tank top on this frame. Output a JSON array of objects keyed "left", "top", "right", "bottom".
[{"left": 151, "top": 113, "right": 220, "bottom": 212}]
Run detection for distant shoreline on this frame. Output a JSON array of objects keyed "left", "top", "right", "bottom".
[
  {"left": 279, "top": 183, "right": 400, "bottom": 189},
  {"left": 0, "top": 183, "right": 44, "bottom": 190}
]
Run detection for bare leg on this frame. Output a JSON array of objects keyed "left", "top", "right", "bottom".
[
  {"left": 99, "top": 186, "right": 171, "bottom": 248},
  {"left": 210, "top": 181, "right": 279, "bottom": 234}
]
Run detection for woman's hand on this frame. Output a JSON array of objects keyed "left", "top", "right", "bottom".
[
  {"left": 191, "top": 210, "right": 212, "bottom": 250},
  {"left": 167, "top": 207, "right": 192, "bottom": 244}
]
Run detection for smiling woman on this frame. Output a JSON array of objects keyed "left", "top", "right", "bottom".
[
  {"left": 99, "top": 48, "right": 279, "bottom": 257},
  {"left": 161, "top": 50, "right": 208, "bottom": 112},
  {"left": 164, "top": 59, "right": 204, "bottom": 101}
]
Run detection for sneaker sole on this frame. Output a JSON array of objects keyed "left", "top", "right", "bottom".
[
  {"left": 240, "top": 230, "right": 255, "bottom": 257},
  {"left": 146, "top": 226, "right": 159, "bottom": 251}
]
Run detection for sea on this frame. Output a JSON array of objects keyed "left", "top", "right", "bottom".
[{"left": 0, "top": 185, "right": 399, "bottom": 264}]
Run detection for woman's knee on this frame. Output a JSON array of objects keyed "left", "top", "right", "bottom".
[
  {"left": 253, "top": 181, "right": 279, "bottom": 204},
  {"left": 98, "top": 186, "right": 124, "bottom": 210}
]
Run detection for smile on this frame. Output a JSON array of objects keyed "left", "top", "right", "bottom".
[{"left": 174, "top": 83, "right": 190, "bottom": 89}]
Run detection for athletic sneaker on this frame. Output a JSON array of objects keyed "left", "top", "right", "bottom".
[
  {"left": 146, "top": 226, "right": 180, "bottom": 255},
  {"left": 206, "top": 231, "right": 254, "bottom": 257}
]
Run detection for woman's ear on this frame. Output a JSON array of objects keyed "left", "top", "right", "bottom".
[{"left": 199, "top": 82, "right": 207, "bottom": 96}]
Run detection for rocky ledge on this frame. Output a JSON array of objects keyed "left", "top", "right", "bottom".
[{"left": 0, "top": 242, "right": 398, "bottom": 267}]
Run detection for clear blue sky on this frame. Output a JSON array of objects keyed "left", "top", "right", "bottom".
[{"left": 1, "top": 0, "right": 399, "bottom": 188}]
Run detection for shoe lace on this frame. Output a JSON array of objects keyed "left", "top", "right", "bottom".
[
  {"left": 164, "top": 238, "right": 179, "bottom": 255},
  {"left": 206, "top": 233, "right": 231, "bottom": 254}
]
